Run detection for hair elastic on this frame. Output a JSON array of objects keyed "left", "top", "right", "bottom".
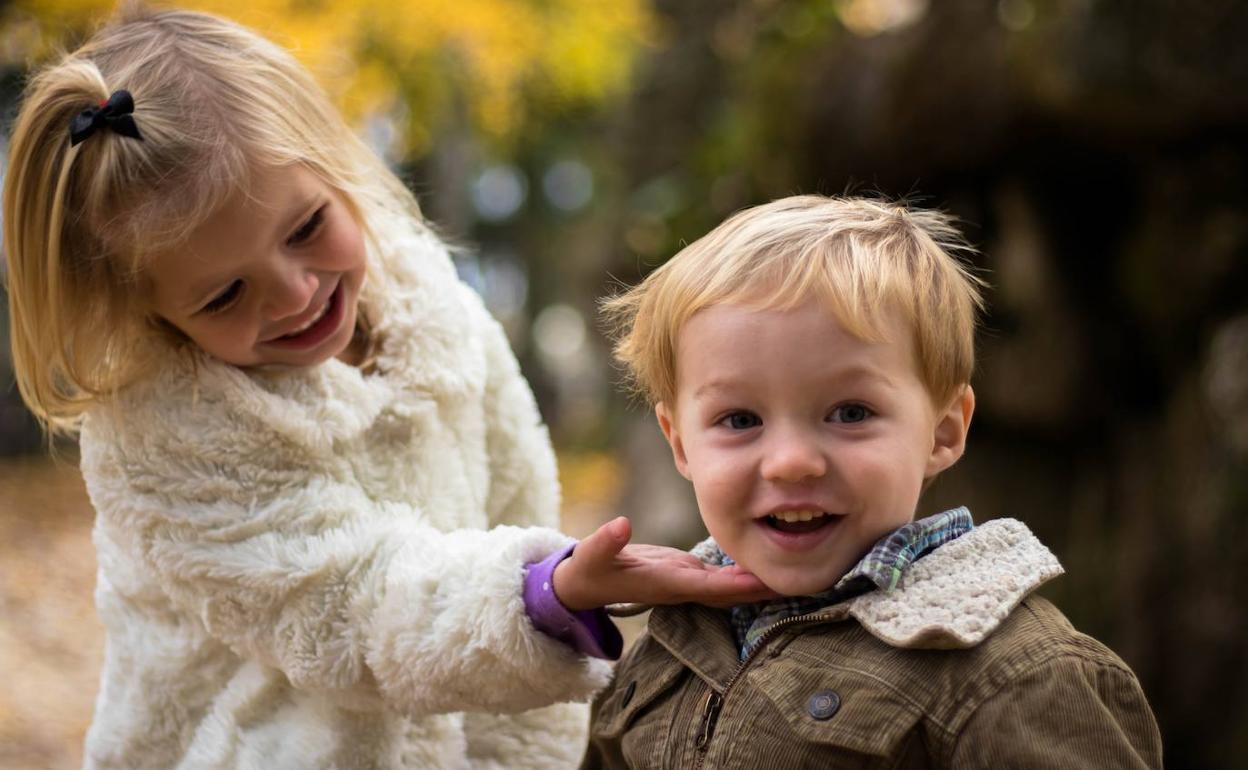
[{"left": 69, "top": 89, "right": 143, "bottom": 146}]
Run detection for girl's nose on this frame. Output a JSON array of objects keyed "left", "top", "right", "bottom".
[
  {"left": 263, "top": 266, "right": 319, "bottom": 321},
  {"left": 760, "top": 429, "right": 828, "bottom": 483}
]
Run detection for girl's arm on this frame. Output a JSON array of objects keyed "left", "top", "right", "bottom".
[
  {"left": 81, "top": 404, "right": 611, "bottom": 720},
  {"left": 473, "top": 284, "right": 562, "bottom": 532}
]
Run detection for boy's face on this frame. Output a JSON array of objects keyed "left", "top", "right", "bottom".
[{"left": 657, "top": 299, "right": 974, "bottom": 596}]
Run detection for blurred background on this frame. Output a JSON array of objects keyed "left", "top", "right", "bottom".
[{"left": 1, "top": 0, "right": 1246, "bottom": 767}]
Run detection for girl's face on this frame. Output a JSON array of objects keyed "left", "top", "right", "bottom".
[{"left": 146, "top": 163, "right": 367, "bottom": 369}]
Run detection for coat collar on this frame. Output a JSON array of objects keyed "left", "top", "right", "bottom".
[
  {"left": 842, "top": 518, "right": 1063, "bottom": 649},
  {"left": 648, "top": 518, "right": 1063, "bottom": 689}
]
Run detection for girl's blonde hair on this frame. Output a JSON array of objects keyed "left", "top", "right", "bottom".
[
  {"left": 603, "top": 195, "right": 987, "bottom": 409},
  {"left": 3, "top": 5, "right": 423, "bottom": 434}
]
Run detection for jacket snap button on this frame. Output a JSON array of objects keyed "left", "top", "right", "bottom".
[
  {"left": 621, "top": 681, "right": 637, "bottom": 708},
  {"left": 807, "top": 690, "right": 840, "bottom": 720}
]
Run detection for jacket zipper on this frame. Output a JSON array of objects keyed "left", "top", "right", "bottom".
[
  {"left": 693, "top": 690, "right": 723, "bottom": 751},
  {"left": 691, "top": 611, "right": 828, "bottom": 768}
]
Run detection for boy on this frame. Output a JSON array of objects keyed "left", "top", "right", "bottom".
[{"left": 575, "top": 196, "right": 1162, "bottom": 768}]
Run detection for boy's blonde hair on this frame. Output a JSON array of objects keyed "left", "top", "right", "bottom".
[
  {"left": 3, "top": 6, "right": 423, "bottom": 434},
  {"left": 603, "top": 196, "right": 987, "bottom": 408}
]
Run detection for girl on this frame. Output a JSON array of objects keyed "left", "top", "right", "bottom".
[{"left": 2, "top": 7, "right": 769, "bottom": 769}]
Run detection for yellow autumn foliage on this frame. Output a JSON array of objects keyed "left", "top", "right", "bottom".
[{"left": 1, "top": 0, "right": 654, "bottom": 154}]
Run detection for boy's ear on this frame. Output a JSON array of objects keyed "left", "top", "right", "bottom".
[
  {"left": 926, "top": 384, "right": 975, "bottom": 478},
  {"left": 655, "top": 402, "right": 691, "bottom": 480}
]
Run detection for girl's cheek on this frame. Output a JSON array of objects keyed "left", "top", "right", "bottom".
[{"left": 329, "top": 223, "right": 365, "bottom": 267}]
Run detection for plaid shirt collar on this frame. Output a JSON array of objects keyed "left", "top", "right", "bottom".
[{"left": 722, "top": 507, "right": 975, "bottom": 659}]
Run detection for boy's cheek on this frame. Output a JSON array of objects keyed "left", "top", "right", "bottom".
[{"left": 690, "top": 469, "right": 747, "bottom": 514}]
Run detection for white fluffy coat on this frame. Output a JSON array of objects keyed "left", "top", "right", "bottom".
[{"left": 78, "top": 220, "right": 611, "bottom": 769}]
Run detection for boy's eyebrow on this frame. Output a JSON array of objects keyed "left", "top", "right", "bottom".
[
  {"left": 831, "top": 365, "right": 898, "bottom": 389},
  {"left": 692, "top": 365, "right": 897, "bottom": 400},
  {"left": 692, "top": 380, "right": 735, "bottom": 400}
]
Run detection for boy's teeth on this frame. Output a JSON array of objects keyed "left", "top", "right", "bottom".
[{"left": 769, "top": 510, "right": 826, "bottom": 523}]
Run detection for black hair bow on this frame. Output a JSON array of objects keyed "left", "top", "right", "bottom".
[{"left": 69, "top": 89, "right": 143, "bottom": 147}]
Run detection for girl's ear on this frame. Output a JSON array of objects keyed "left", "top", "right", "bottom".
[
  {"left": 655, "top": 402, "right": 691, "bottom": 480},
  {"left": 926, "top": 384, "right": 975, "bottom": 478}
]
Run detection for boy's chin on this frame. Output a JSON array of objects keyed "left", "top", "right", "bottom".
[{"left": 754, "top": 568, "right": 842, "bottom": 598}]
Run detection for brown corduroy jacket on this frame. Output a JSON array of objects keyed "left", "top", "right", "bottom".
[{"left": 581, "top": 519, "right": 1162, "bottom": 769}]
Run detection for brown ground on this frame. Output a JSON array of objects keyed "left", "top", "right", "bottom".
[{"left": 0, "top": 454, "right": 100, "bottom": 770}]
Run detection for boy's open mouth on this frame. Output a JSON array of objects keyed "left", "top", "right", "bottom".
[{"left": 765, "top": 510, "right": 836, "bottom": 535}]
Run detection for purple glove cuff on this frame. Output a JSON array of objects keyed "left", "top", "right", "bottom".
[{"left": 524, "top": 542, "right": 623, "bottom": 660}]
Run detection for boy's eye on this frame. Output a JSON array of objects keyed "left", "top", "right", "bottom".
[
  {"left": 201, "top": 280, "right": 243, "bottom": 314},
  {"left": 829, "top": 404, "right": 873, "bottom": 424},
  {"left": 720, "top": 411, "right": 762, "bottom": 430},
  {"left": 287, "top": 206, "right": 326, "bottom": 246}
]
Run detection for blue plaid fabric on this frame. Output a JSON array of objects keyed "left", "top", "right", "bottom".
[{"left": 724, "top": 507, "right": 974, "bottom": 659}]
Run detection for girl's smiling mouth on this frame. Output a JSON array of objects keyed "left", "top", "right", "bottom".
[{"left": 265, "top": 280, "right": 344, "bottom": 350}]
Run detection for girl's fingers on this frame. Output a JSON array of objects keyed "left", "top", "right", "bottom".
[
  {"left": 576, "top": 516, "right": 632, "bottom": 571},
  {"left": 607, "top": 516, "right": 632, "bottom": 544},
  {"left": 697, "top": 572, "right": 780, "bottom": 606},
  {"left": 663, "top": 566, "right": 777, "bottom": 604}
]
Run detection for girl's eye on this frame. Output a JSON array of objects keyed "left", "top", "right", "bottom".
[
  {"left": 829, "top": 403, "right": 873, "bottom": 424},
  {"left": 287, "top": 207, "right": 326, "bottom": 246},
  {"left": 720, "top": 411, "right": 762, "bottom": 430},
  {"left": 201, "top": 280, "right": 243, "bottom": 314}
]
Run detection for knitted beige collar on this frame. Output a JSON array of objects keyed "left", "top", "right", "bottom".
[{"left": 832, "top": 518, "right": 1064, "bottom": 649}]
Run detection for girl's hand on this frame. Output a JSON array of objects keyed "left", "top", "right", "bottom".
[{"left": 551, "top": 517, "right": 778, "bottom": 611}]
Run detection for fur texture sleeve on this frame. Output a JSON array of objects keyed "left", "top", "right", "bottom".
[
  {"left": 469, "top": 285, "right": 563, "bottom": 530},
  {"left": 80, "top": 393, "right": 611, "bottom": 719}
]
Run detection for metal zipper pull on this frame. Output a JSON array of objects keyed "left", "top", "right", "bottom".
[{"left": 694, "top": 691, "right": 723, "bottom": 750}]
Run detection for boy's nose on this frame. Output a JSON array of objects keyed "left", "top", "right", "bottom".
[{"left": 760, "top": 431, "right": 828, "bottom": 483}]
